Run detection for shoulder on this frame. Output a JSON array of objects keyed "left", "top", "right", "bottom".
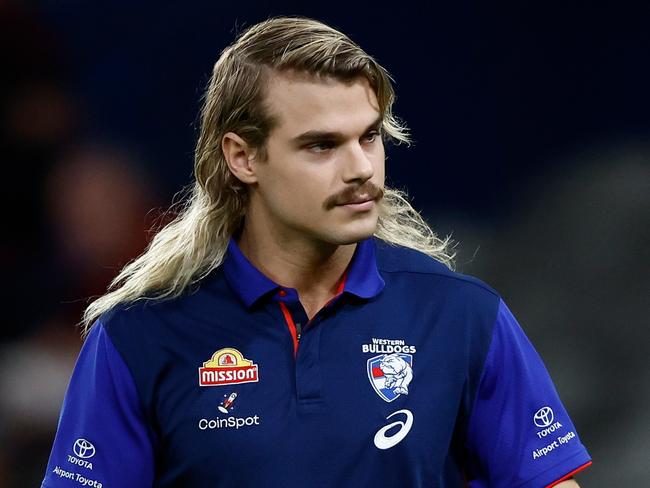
[
  {"left": 94, "top": 268, "right": 231, "bottom": 348},
  {"left": 374, "top": 239, "right": 500, "bottom": 305},
  {"left": 96, "top": 298, "right": 162, "bottom": 333},
  {"left": 373, "top": 240, "right": 506, "bottom": 406},
  {"left": 91, "top": 299, "right": 170, "bottom": 361}
]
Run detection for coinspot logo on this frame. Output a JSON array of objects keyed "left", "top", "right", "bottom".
[
  {"left": 533, "top": 406, "right": 554, "bottom": 428},
  {"left": 72, "top": 439, "right": 96, "bottom": 459}
]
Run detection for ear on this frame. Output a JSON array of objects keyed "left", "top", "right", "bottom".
[{"left": 222, "top": 132, "right": 259, "bottom": 184}]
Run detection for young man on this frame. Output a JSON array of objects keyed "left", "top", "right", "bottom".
[{"left": 42, "top": 16, "right": 591, "bottom": 487}]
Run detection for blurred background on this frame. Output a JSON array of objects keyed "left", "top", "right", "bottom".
[{"left": 1, "top": 1, "right": 648, "bottom": 486}]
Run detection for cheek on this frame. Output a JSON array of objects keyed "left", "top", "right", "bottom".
[
  {"left": 261, "top": 167, "right": 330, "bottom": 219},
  {"left": 356, "top": 143, "right": 385, "bottom": 186},
  {"left": 375, "top": 164, "right": 385, "bottom": 185}
]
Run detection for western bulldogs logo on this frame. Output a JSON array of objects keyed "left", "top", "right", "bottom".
[{"left": 367, "top": 353, "right": 413, "bottom": 402}]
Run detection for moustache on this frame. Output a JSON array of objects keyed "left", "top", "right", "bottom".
[{"left": 323, "top": 181, "right": 385, "bottom": 210}]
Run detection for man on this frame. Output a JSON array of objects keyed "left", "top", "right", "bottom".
[{"left": 42, "top": 16, "right": 591, "bottom": 487}]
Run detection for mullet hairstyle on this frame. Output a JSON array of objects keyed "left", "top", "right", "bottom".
[{"left": 82, "top": 16, "right": 455, "bottom": 335}]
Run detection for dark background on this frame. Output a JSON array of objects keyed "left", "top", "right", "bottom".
[{"left": 1, "top": 1, "right": 648, "bottom": 486}]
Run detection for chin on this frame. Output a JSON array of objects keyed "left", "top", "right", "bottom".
[{"left": 322, "top": 218, "right": 378, "bottom": 245}]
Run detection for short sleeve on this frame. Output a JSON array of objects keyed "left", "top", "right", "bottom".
[
  {"left": 465, "top": 299, "right": 592, "bottom": 487},
  {"left": 41, "top": 321, "right": 155, "bottom": 488}
]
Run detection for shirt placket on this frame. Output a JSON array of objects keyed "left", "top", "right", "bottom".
[{"left": 273, "top": 282, "right": 346, "bottom": 412}]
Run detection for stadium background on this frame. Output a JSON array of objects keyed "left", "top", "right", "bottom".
[{"left": 1, "top": 1, "right": 648, "bottom": 486}]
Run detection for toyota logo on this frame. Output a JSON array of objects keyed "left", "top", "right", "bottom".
[
  {"left": 533, "top": 406, "right": 554, "bottom": 428},
  {"left": 73, "top": 438, "right": 96, "bottom": 459}
]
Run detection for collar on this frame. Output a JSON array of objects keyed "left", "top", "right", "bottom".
[{"left": 222, "top": 237, "right": 385, "bottom": 309}]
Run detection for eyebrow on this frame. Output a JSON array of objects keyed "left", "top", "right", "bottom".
[{"left": 290, "top": 115, "right": 383, "bottom": 145}]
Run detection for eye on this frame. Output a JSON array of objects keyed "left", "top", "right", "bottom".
[
  {"left": 307, "top": 141, "right": 335, "bottom": 152},
  {"left": 362, "top": 131, "right": 381, "bottom": 143}
]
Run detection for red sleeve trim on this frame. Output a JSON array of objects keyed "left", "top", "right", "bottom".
[{"left": 544, "top": 461, "right": 592, "bottom": 488}]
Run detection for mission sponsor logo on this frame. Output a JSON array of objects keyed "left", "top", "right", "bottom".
[{"left": 199, "top": 348, "right": 259, "bottom": 387}]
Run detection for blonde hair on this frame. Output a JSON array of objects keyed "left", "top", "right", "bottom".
[{"left": 82, "top": 16, "right": 454, "bottom": 334}]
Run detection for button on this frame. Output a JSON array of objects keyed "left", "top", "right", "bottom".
[{"left": 278, "top": 289, "right": 287, "bottom": 297}]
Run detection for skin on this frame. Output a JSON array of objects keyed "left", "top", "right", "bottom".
[
  {"left": 223, "top": 70, "right": 385, "bottom": 319},
  {"left": 222, "top": 71, "right": 584, "bottom": 488}
]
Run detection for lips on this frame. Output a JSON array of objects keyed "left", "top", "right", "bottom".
[{"left": 340, "top": 194, "right": 374, "bottom": 205}]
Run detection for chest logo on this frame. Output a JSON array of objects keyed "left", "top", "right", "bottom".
[
  {"left": 367, "top": 353, "right": 413, "bottom": 402},
  {"left": 374, "top": 409, "right": 414, "bottom": 449},
  {"left": 218, "top": 392, "right": 239, "bottom": 413},
  {"left": 199, "top": 348, "right": 259, "bottom": 387}
]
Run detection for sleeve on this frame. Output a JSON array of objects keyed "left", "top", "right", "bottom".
[
  {"left": 465, "top": 299, "right": 592, "bottom": 488},
  {"left": 41, "top": 321, "right": 156, "bottom": 488}
]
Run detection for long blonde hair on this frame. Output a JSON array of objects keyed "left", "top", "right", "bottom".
[{"left": 82, "top": 16, "right": 454, "bottom": 334}]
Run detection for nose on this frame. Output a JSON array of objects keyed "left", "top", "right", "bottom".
[{"left": 341, "top": 142, "right": 374, "bottom": 184}]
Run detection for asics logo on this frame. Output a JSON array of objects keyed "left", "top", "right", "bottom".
[{"left": 373, "top": 409, "right": 413, "bottom": 450}]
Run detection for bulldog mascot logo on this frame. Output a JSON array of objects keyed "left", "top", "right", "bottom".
[{"left": 367, "top": 353, "right": 414, "bottom": 402}]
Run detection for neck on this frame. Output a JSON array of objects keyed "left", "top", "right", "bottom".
[{"left": 236, "top": 216, "right": 356, "bottom": 319}]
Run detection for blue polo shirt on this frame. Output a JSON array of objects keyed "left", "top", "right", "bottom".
[{"left": 42, "top": 238, "right": 591, "bottom": 487}]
